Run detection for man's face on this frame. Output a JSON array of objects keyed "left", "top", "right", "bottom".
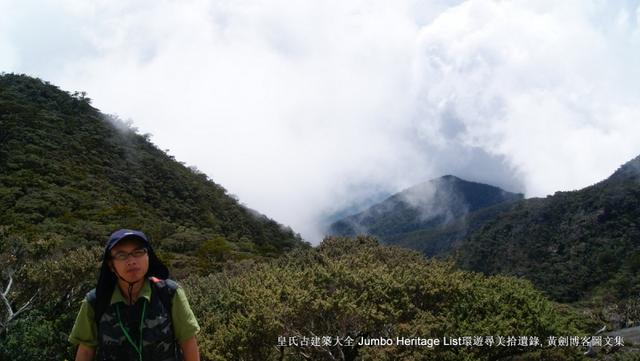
[{"left": 109, "top": 238, "right": 149, "bottom": 283}]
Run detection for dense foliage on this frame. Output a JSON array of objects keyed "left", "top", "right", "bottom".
[
  {"left": 0, "top": 73, "right": 305, "bottom": 262},
  {"left": 329, "top": 175, "right": 522, "bottom": 256},
  {"left": 183, "top": 237, "right": 591, "bottom": 361},
  {"left": 0, "top": 228, "right": 100, "bottom": 360},
  {"left": 456, "top": 157, "right": 640, "bottom": 324}
]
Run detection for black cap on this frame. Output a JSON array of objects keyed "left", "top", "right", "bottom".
[{"left": 106, "top": 229, "right": 150, "bottom": 251}]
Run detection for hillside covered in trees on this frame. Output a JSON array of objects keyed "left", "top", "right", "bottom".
[
  {"left": 455, "top": 155, "right": 640, "bottom": 325},
  {"left": 0, "top": 73, "right": 304, "bottom": 262}
]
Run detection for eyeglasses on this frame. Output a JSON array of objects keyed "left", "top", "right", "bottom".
[{"left": 111, "top": 248, "right": 148, "bottom": 261}]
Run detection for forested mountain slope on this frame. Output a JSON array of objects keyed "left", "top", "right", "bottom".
[
  {"left": 456, "top": 155, "right": 640, "bottom": 305},
  {"left": 0, "top": 73, "right": 304, "bottom": 258}
]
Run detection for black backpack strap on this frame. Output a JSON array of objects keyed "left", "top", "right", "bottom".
[
  {"left": 148, "top": 277, "right": 178, "bottom": 313},
  {"left": 85, "top": 288, "right": 104, "bottom": 324}
]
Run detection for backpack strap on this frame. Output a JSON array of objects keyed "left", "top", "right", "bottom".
[
  {"left": 148, "top": 277, "right": 178, "bottom": 314},
  {"left": 85, "top": 288, "right": 104, "bottom": 324}
]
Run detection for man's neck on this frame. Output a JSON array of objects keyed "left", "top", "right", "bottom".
[{"left": 117, "top": 278, "right": 145, "bottom": 305}]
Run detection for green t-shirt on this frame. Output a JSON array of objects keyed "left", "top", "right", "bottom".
[{"left": 69, "top": 279, "right": 200, "bottom": 348}]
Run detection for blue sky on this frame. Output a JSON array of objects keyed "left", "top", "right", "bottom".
[{"left": 2, "top": 0, "right": 640, "bottom": 242}]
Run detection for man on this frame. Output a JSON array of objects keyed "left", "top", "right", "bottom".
[{"left": 69, "top": 229, "right": 200, "bottom": 361}]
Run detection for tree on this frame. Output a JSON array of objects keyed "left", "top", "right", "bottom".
[
  {"left": 197, "top": 236, "right": 234, "bottom": 272},
  {"left": 0, "top": 268, "right": 37, "bottom": 335}
]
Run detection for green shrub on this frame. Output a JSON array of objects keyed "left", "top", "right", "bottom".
[{"left": 183, "top": 237, "right": 588, "bottom": 361}]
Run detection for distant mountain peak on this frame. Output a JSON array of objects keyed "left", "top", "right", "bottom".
[
  {"left": 328, "top": 175, "right": 523, "bottom": 253},
  {"left": 395, "top": 175, "right": 522, "bottom": 213},
  {"left": 440, "top": 174, "right": 461, "bottom": 180}
]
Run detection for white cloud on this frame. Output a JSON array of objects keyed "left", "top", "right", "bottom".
[
  {"left": 2, "top": 0, "right": 640, "bottom": 242},
  {"left": 411, "top": 0, "right": 640, "bottom": 196}
]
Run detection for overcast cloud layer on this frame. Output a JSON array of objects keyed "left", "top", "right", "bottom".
[{"left": 2, "top": 0, "right": 640, "bottom": 242}]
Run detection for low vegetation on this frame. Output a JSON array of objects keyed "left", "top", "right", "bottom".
[{"left": 184, "top": 237, "right": 590, "bottom": 361}]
